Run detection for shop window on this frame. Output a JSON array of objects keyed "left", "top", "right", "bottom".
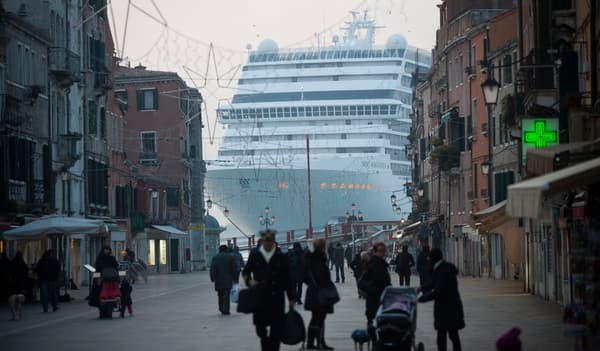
[
  {"left": 160, "top": 240, "right": 167, "bottom": 265},
  {"left": 148, "top": 240, "right": 156, "bottom": 265}
]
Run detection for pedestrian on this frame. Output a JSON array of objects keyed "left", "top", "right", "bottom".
[
  {"left": 36, "top": 250, "right": 60, "bottom": 312},
  {"left": 94, "top": 246, "right": 120, "bottom": 302},
  {"left": 362, "top": 242, "right": 391, "bottom": 340},
  {"left": 242, "top": 230, "right": 296, "bottom": 351},
  {"left": 0, "top": 252, "right": 10, "bottom": 303},
  {"left": 333, "top": 242, "right": 345, "bottom": 283},
  {"left": 288, "top": 242, "right": 305, "bottom": 304},
  {"left": 119, "top": 277, "right": 134, "bottom": 317},
  {"left": 418, "top": 248, "right": 465, "bottom": 351},
  {"left": 327, "top": 243, "right": 335, "bottom": 270},
  {"left": 210, "top": 245, "right": 238, "bottom": 315},
  {"left": 344, "top": 245, "right": 353, "bottom": 269},
  {"left": 349, "top": 251, "right": 370, "bottom": 299},
  {"left": 304, "top": 238, "right": 335, "bottom": 350},
  {"left": 417, "top": 245, "right": 431, "bottom": 286},
  {"left": 10, "top": 252, "right": 29, "bottom": 302},
  {"left": 232, "top": 246, "right": 244, "bottom": 279},
  {"left": 394, "top": 245, "right": 414, "bottom": 286}
]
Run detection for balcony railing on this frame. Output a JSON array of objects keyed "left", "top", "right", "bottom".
[
  {"left": 48, "top": 47, "right": 81, "bottom": 85},
  {"left": 57, "top": 134, "right": 81, "bottom": 168},
  {"left": 9, "top": 179, "right": 27, "bottom": 202}
]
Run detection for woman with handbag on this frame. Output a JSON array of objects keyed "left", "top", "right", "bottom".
[{"left": 305, "top": 238, "right": 338, "bottom": 350}]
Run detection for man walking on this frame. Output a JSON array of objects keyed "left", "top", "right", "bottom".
[
  {"left": 417, "top": 245, "right": 431, "bottom": 285},
  {"left": 36, "top": 250, "right": 60, "bottom": 312},
  {"left": 333, "top": 242, "right": 345, "bottom": 283},
  {"left": 418, "top": 248, "right": 465, "bottom": 351},
  {"left": 210, "top": 245, "right": 238, "bottom": 315},
  {"left": 394, "top": 245, "right": 414, "bottom": 286},
  {"left": 243, "top": 230, "right": 296, "bottom": 351},
  {"left": 288, "top": 242, "right": 305, "bottom": 304}
]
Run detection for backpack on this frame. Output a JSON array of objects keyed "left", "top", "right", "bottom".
[{"left": 281, "top": 309, "right": 306, "bottom": 346}]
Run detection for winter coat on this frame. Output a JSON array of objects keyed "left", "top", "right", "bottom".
[
  {"left": 417, "top": 250, "right": 431, "bottom": 282},
  {"left": 304, "top": 250, "right": 334, "bottom": 314},
  {"left": 210, "top": 251, "right": 238, "bottom": 291},
  {"left": 232, "top": 250, "right": 244, "bottom": 273},
  {"left": 242, "top": 247, "right": 295, "bottom": 326},
  {"left": 364, "top": 255, "right": 391, "bottom": 320},
  {"left": 120, "top": 282, "right": 133, "bottom": 305},
  {"left": 418, "top": 261, "right": 465, "bottom": 331},
  {"left": 95, "top": 253, "right": 118, "bottom": 273},
  {"left": 36, "top": 256, "right": 60, "bottom": 282},
  {"left": 288, "top": 249, "right": 305, "bottom": 283},
  {"left": 394, "top": 251, "right": 414, "bottom": 275},
  {"left": 10, "top": 257, "right": 29, "bottom": 295},
  {"left": 333, "top": 245, "right": 345, "bottom": 266},
  {"left": 349, "top": 253, "right": 365, "bottom": 278},
  {"left": 345, "top": 246, "right": 353, "bottom": 266}
]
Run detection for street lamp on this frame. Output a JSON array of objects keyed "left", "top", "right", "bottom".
[
  {"left": 258, "top": 206, "right": 275, "bottom": 229},
  {"left": 481, "top": 160, "right": 491, "bottom": 175},
  {"left": 481, "top": 78, "right": 500, "bottom": 105},
  {"left": 481, "top": 77, "right": 499, "bottom": 204}
]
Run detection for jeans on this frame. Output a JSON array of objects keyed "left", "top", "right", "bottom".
[
  {"left": 398, "top": 273, "right": 411, "bottom": 286},
  {"left": 335, "top": 264, "right": 345, "bottom": 282},
  {"left": 218, "top": 289, "right": 231, "bottom": 314},
  {"left": 39, "top": 281, "right": 57, "bottom": 312},
  {"left": 437, "top": 329, "right": 462, "bottom": 351}
]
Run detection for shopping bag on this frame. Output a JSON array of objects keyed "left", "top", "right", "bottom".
[
  {"left": 281, "top": 310, "right": 306, "bottom": 346},
  {"left": 236, "top": 288, "right": 257, "bottom": 314},
  {"left": 231, "top": 283, "right": 240, "bottom": 303}
]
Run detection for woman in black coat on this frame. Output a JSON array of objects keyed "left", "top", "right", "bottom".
[
  {"left": 363, "top": 242, "right": 391, "bottom": 336},
  {"left": 304, "top": 238, "right": 335, "bottom": 350},
  {"left": 418, "top": 248, "right": 465, "bottom": 351}
]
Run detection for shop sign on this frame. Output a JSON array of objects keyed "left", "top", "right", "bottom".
[{"left": 522, "top": 118, "right": 559, "bottom": 165}]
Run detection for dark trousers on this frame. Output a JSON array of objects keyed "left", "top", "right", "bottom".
[
  {"left": 295, "top": 281, "right": 303, "bottom": 302},
  {"left": 309, "top": 310, "right": 327, "bottom": 328},
  {"left": 398, "top": 273, "right": 411, "bottom": 286},
  {"left": 217, "top": 289, "right": 231, "bottom": 314},
  {"left": 335, "top": 264, "right": 345, "bottom": 282},
  {"left": 39, "top": 281, "right": 57, "bottom": 312},
  {"left": 437, "top": 329, "right": 462, "bottom": 351},
  {"left": 256, "top": 322, "right": 283, "bottom": 351}
]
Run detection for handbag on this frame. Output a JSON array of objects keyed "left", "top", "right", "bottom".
[
  {"left": 236, "top": 287, "right": 257, "bottom": 314},
  {"left": 281, "top": 310, "right": 306, "bottom": 346},
  {"left": 309, "top": 272, "right": 340, "bottom": 306}
]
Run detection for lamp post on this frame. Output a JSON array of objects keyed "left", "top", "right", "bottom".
[
  {"left": 258, "top": 206, "right": 275, "bottom": 230},
  {"left": 481, "top": 77, "right": 499, "bottom": 204},
  {"left": 346, "top": 203, "right": 362, "bottom": 256}
]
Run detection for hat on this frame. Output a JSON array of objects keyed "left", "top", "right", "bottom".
[
  {"left": 260, "top": 230, "right": 276, "bottom": 242},
  {"left": 496, "top": 327, "right": 522, "bottom": 351}
]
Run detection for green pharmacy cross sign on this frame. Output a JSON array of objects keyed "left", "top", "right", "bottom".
[{"left": 521, "top": 118, "right": 559, "bottom": 165}]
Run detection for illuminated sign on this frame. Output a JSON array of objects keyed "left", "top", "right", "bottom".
[{"left": 521, "top": 118, "right": 559, "bottom": 165}]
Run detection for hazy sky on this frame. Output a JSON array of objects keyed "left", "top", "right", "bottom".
[{"left": 108, "top": 0, "right": 440, "bottom": 236}]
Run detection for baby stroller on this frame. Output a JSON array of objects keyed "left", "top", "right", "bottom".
[
  {"left": 373, "top": 286, "right": 424, "bottom": 351},
  {"left": 90, "top": 267, "right": 124, "bottom": 319}
]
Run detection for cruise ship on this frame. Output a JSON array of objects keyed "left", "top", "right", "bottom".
[{"left": 205, "top": 12, "right": 431, "bottom": 238}]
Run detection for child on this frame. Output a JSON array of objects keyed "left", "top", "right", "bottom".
[{"left": 120, "top": 278, "right": 133, "bottom": 317}]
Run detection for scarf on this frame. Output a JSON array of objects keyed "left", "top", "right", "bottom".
[{"left": 259, "top": 245, "right": 275, "bottom": 263}]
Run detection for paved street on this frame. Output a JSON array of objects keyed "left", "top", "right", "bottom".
[{"left": 0, "top": 269, "right": 572, "bottom": 351}]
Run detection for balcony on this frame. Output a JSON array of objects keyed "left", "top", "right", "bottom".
[
  {"left": 48, "top": 47, "right": 81, "bottom": 86},
  {"left": 56, "top": 133, "right": 81, "bottom": 169},
  {"left": 2, "top": 96, "right": 29, "bottom": 127},
  {"left": 94, "top": 71, "right": 112, "bottom": 92}
]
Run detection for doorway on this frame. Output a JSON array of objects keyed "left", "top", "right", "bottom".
[{"left": 170, "top": 239, "right": 179, "bottom": 272}]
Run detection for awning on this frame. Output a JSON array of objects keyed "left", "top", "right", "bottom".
[
  {"left": 507, "top": 157, "right": 600, "bottom": 219},
  {"left": 151, "top": 225, "right": 187, "bottom": 236},
  {"left": 472, "top": 200, "right": 511, "bottom": 233},
  {"left": 526, "top": 138, "right": 600, "bottom": 175},
  {"left": 2, "top": 215, "right": 108, "bottom": 240},
  {"left": 400, "top": 221, "right": 422, "bottom": 236}
]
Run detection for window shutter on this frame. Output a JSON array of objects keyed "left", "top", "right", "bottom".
[
  {"left": 136, "top": 90, "right": 143, "bottom": 111},
  {"left": 153, "top": 89, "right": 159, "bottom": 109}
]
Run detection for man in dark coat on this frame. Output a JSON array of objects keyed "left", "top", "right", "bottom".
[
  {"left": 333, "top": 242, "right": 345, "bottom": 283},
  {"left": 288, "top": 242, "right": 305, "bottom": 304},
  {"left": 418, "top": 248, "right": 465, "bottom": 351},
  {"left": 363, "top": 243, "right": 391, "bottom": 338},
  {"left": 394, "top": 245, "right": 414, "bottom": 286},
  {"left": 10, "top": 251, "right": 30, "bottom": 300},
  {"left": 344, "top": 245, "right": 353, "bottom": 269},
  {"left": 327, "top": 243, "right": 334, "bottom": 270},
  {"left": 36, "top": 250, "right": 61, "bottom": 312},
  {"left": 232, "top": 246, "right": 245, "bottom": 279},
  {"left": 210, "top": 245, "right": 238, "bottom": 315},
  {"left": 242, "top": 230, "right": 296, "bottom": 351},
  {"left": 417, "top": 245, "right": 431, "bottom": 285}
]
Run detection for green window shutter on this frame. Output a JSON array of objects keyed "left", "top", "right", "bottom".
[
  {"left": 99, "top": 107, "right": 106, "bottom": 139},
  {"left": 136, "top": 90, "right": 143, "bottom": 111},
  {"left": 153, "top": 89, "right": 159, "bottom": 109},
  {"left": 88, "top": 101, "right": 97, "bottom": 135}
]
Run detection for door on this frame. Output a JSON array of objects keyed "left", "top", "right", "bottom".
[{"left": 170, "top": 239, "right": 179, "bottom": 272}]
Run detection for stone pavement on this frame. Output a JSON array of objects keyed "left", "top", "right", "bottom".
[{"left": 0, "top": 269, "right": 574, "bottom": 351}]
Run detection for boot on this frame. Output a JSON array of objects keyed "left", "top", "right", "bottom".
[
  {"left": 318, "top": 326, "right": 334, "bottom": 350},
  {"left": 306, "top": 326, "right": 319, "bottom": 349}
]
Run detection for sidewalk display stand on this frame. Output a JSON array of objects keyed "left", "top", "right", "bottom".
[{"left": 563, "top": 194, "right": 600, "bottom": 351}]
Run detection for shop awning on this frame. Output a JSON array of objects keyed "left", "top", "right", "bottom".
[
  {"left": 507, "top": 157, "right": 600, "bottom": 219},
  {"left": 151, "top": 225, "right": 187, "bottom": 236},
  {"left": 400, "top": 221, "right": 422, "bottom": 236},
  {"left": 2, "top": 215, "right": 108, "bottom": 240},
  {"left": 472, "top": 200, "right": 510, "bottom": 233},
  {"left": 526, "top": 138, "right": 600, "bottom": 175}
]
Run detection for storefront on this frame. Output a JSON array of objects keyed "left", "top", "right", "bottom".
[{"left": 136, "top": 225, "right": 188, "bottom": 274}]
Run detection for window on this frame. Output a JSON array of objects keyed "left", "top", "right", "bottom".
[
  {"left": 141, "top": 131, "right": 157, "bottom": 157},
  {"left": 458, "top": 56, "right": 464, "bottom": 85},
  {"left": 448, "top": 61, "right": 452, "bottom": 89},
  {"left": 503, "top": 54, "right": 513, "bottom": 84},
  {"left": 471, "top": 99, "right": 478, "bottom": 134},
  {"left": 148, "top": 240, "right": 156, "bottom": 265},
  {"left": 136, "top": 89, "right": 158, "bottom": 111},
  {"left": 88, "top": 100, "right": 97, "bottom": 135},
  {"left": 341, "top": 133, "right": 347, "bottom": 139}
]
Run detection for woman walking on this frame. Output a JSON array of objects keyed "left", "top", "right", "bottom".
[{"left": 304, "top": 238, "right": 336, "bottom": 350}]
